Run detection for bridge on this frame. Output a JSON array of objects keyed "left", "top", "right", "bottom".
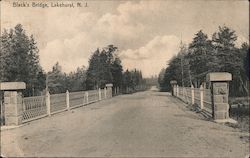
[{"left": 1, "top": 86, "right": 249, "bottom": 157}]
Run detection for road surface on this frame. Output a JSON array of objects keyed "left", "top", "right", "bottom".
[{"left": 1, "top": 88, "right": 249, "bottom": 157}]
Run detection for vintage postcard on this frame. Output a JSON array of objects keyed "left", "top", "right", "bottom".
[{"left": 0, "top": 0, "right": 249, "bottom": 157}]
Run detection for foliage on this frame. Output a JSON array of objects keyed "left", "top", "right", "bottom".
[
  {"left": 86, "top": 45, "right": 123, "bottom": 90},
  {"left": 0, "top": 24, "right": 45, "bottom": 96},
  {"left": 122, "top": 69, "right": 145, "bottom": 93},
  {"left": 187, "top": 30, "right": 215, "bottom": 86},
  {"left": 158, "top": 68, "right": 166, "bottom": 91},
  {"left": 47, "top": 62, "right": 67, "bottom": 94},
  {"left": 47, "top": 63, "right": 87, "bottom": 94},
  {"left": 67, "top": 66, "right": 87, "bottom": 92},
  {"left": 159, "top": 25, "right": 249, "bottom": 97}
]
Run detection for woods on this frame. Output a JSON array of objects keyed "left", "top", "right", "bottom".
[
  {"left": 0, "top": 24, "right": 147, "bottom": 96},
  {"left": 159, "top": 25, "right": 249, "bottom": 97},
  {"left": 0, "top": 24, "right": 45, "bottom": 96}
]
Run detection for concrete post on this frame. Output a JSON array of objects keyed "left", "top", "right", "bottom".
[
  {"left": 206, "top": 72, "right": 235, "bottom": 123},
  {"left": 104, "top": 88, "right": 107, "bottom": 99},
  {"left": 85, "top": 92, "right": 89, "bottom": 104},
  {"left": 46, "top": 91, "right": 51, "bottom": 116},
  {"left": 176, "top": 85, "right": 179, "bottom": 97},
  {"left": 170, "top": 80, "right": 177, "bottom": 96},
  {"left": 106, "top": 84, "right": 113, "bottom": 98},
  {"left": 66, "top": 90, "right": 70, "bottom": 110},
  {"left": 98, "top": 88, "right": 101, "bottom": 100},
  {"left": 191, "top": 84, "right": 195, "bottom": 105},
  {"left": 0, "top": 82, "right": 26, "bottom": 126},
  {"left": 200, "top": 85, "right": 204, "bottom": 110}
]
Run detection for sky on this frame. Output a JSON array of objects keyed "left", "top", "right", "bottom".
[{"left": 1, "top": 0, "right": 249, "bottom": 77}]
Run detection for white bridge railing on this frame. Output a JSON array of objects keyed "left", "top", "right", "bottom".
[
  {"left": 22, "top": 88, "right": 113, "bottom": 123},
  {"left": 175, "top": 85, "right": 212, "bottom": 115},
  {"left": 22, "top": 96, "right": 47, "bottom": 122}
]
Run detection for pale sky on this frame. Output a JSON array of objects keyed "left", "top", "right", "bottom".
[{"left": 1, "top": 0, "right": 249, "bottom": 77}]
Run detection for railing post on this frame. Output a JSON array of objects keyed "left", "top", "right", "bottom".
[
  {"left": 191, "top": 85, "right": 195, "bottom": 105},
  {"left": 104, "top": 88, "right": 107, "bottom": 99},
  {"left": 182, "top": 87, "right": 185, "bottom": 100},
  {"left": 176, "top": 85, "right": 179, "bottom": 97},
  {"left": 200, "top": 85, "right": 204, "bottom": 110},
  {"left": 66, "top": 90, "right": 69, "bottom": 110},
  {"left": 98, "top": 88, "right": 101, "bottom": 100},
  {"left": 85, "top": 91, "right": 89, "bottom": 104},
  {"left": 46, "top": 91, "right": 51, "bottom": 116}
]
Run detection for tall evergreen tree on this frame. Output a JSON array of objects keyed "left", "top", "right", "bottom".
[
  {"left": 0, "top": 24, "right": 44, "bottom": 96},
  {"left": 86, "top": 45, "right": 122, "bottom": 90},
  {"left": 187, "top": 30, "right": 215, "bottom": 86},
  {"left": 47, "top": 62, "right": 67, "bottom": 94},
  {"left": 111, "top": 57, "right": 123, "bottom": 88}
]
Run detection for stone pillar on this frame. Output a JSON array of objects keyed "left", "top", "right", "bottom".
[
  {"left": 170, "top": 80, "right": 177, "bottom": 96},
  {"left": 0, "top": 82, "right": 26, "bottom": 126},
  {"left": 206, "top": 72, "right": 235, "bottom": 123},
  {"left": 4, "top": 91, "right": 23, "bottom": 125},
  {"left": 105, "top": 84, "right": 113, "bottom": 98}
]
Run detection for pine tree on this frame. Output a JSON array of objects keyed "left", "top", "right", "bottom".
[
  {"left": 111, "top": 57, "right": 123, "bottom": 88},
  {"left": 187, "top": 30, "right": 215, "bottom": 86},
  {"left": 0, "top": 24, "right": 44, "bottom": 96},
  {"left": 86, "top": 45, "right": 123, "bottom": 90},
  {"left": 47, "top": 62, "right": 67, "bottom": 94}
]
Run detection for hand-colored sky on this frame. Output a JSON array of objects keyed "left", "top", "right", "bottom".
[{"left": 1, "top": 0, "right": 249, "bottom": 77}]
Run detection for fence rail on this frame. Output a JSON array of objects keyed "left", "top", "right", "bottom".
[
  {"left": 88, "top": 90, "right": 99, "bottom": 103},
  {"left": 175, "top": 85, "right": 212, "bottom": 115},
  {"left": 69, "top": 91, "right": 86, "bottom": 108},
  {"left": 21, "top": 88, "right": 113, "bottom": 123},
  {"left": 22, "top": 95, "right": 47, "bottom": 122},
  {"left": 50, "top": 93, "right": 67, "bottom": 114}
]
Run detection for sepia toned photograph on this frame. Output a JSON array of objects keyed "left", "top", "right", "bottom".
[{"left": 0, "top": 0, "right": 249, "bottom": 157}]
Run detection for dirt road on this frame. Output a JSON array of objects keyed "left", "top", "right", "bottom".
[{"left": 1, "top": 88, "right": 249, "bottom": 157}]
